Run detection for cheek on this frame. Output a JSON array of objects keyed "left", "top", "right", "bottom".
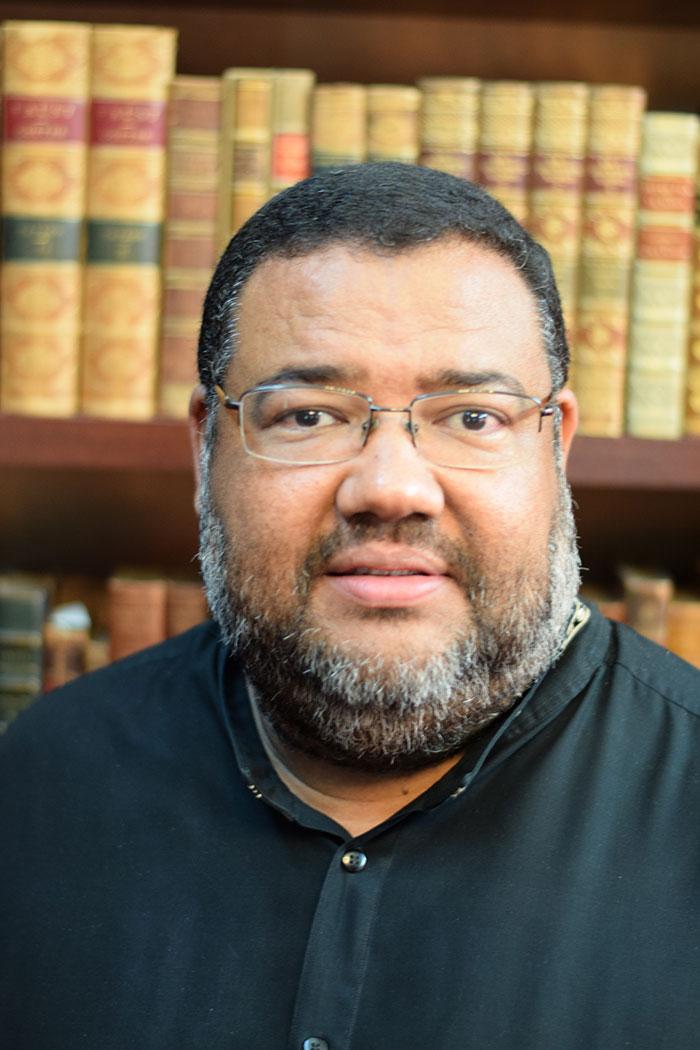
[{"left": 214, "top": 455, "right": 337, "bottom": 580}]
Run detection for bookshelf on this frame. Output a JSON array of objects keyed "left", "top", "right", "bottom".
[{"left": 1, "top": 0, "right": 700, "bottom": 587}]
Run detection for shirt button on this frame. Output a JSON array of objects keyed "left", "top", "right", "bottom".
[
  {"left": 341, "top": 849, "right": 367, "bottom": 872},
  {"left": 302, "top": 1039, "right": 329, "bottom": 1050}
]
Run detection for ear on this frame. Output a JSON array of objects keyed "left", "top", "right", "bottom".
[
  {"left": 188, "top": 384, "right": 210, "bottom": 512},
  {"left": 554, "top": 387, "right": 578, "bottom": 467}
]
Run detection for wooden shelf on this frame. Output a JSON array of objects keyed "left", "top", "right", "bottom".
[
  {"left": 1, "top": 414, "right": 698, "bottom": 490},
  {"left": 13, "top": 0, "right": 700, "bottom": 27}
]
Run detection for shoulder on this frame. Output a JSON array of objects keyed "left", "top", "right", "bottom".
[
  {"left": 602, "top": 616, "right": 700, "bottom": 719},
  {"left": 0, "top": 621, "right": 229, "bottom": 770}
]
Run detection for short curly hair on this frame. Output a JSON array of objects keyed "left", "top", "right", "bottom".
[{"left": 198, "top": 162, "right": 568, "bottom": 405}]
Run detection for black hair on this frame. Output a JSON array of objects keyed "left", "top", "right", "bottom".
[{"left": 198, "top": 162, "right": 567, "bottom": 400}]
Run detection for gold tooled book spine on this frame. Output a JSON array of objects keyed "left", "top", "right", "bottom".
[
  {"left": 573, "top": 85, "right": 646, "bottom": 436},
  {"left": 1, "top": 21, "right": 91, "bottom": 417},
  {"left": 626, "top": 112, "right": 699, "bottom": 439},
  {"left": 477, "top": 80, "right": 534, "bottom": 225},
  {"left": 158, "top": 75, "right": 221, "bottom": 419},
  {"left": 269, "top": 69, "right": 315, "bottom": 196},
  {"left": 527, "top": 82, "right": 589, "bottom": 340},
  {"left": 80, "top": 24, "right": 177, "bottom": 420},
  {"left": 687, "top": 222, "right": 700, "bottom": 436},
  {"left": 418, "top": 77, "right": 481, "bottom": 181},
  {"left": 366, "top": 84, "right": 421, "bottom": 164},
  {"left": 218, "top": 68, "right": 274, "bottom": 248},
  {"left": 311, "top": 83, "right": 367, "bottom": 173}
]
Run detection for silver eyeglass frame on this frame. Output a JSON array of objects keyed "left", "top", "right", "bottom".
[{"left": 213, "top": 382, "right": 559, "bottom": 468}]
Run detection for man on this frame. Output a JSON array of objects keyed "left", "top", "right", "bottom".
[{"left": 2, "top": 164, "right": 699, "bottom": 1050}]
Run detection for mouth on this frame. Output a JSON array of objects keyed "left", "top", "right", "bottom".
[{"left": 323, "top": 547, "right": 451, "bottom": 608}]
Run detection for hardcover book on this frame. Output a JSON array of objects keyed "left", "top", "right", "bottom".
[
  {"left": 418, "top": 77, "right": 481, "bottom": 181},
  {"left": 311, "top": 83, "right": 367, "bottom": 174},
  {"left": 478, "top": 80, "right": 534, "bottom": 226},
  {"left": 366, "top": 84, "right": 421, "bottom": 164},
  {"left": 574, "top": 85, "right": 646, "bottom": 436},
  {"left": 0, "top": 20, "right": 91, "bottom": 416},
  {"left": 80, "top": 23, "right": 177, "bottom": 419},
  {"left": 527, "top": 82, "right": 589, "bottom": 339},
  {"left": 626, "top": 112, "right": 699, "bottom": 439},
  {"left": 218, "top": 68, "right": 274, "bottom": 247},
  {"left": 159, "top": 75, "right": 221, "bottom": 418}
]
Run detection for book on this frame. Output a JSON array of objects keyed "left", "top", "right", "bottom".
[
  {"left": 573, "top": 85, "right": 646, "bottom": 436},
  {"left": 477, "top": 80, "right": 535, "bottom": 225},
  {"left": 166, "top": 578, "right": 208, "bottom": 636},
  {"left": 626, "top": 112, "right": 699, "bottom": 439},
  {"left": 666, "top": 595, "right": 700, "bottom": 668},
  {"left": 0, "top": 574, "right": 51, "bottom": 729},
  {"left": 269, "top": 69, "right": 315, "bottom": 196},
  {"left": 158, "top": 75, "right": 221, "bottom": 418},
  {"left": 311, "top": 83, "right": 367, "bottom": 173},
  {"left": 218, "top": 68, "right": 274, "bottom": 247},
  {"left": 527, "top": 82, "right": 589, "bottom": 340},
  {"left": 418, "top": 76, "right": 481, "bottom": 181},
  {"left": 107, "top": 571, "right": 168, "bottom": 661},
  {"left": 80, "top": 24, "right": 177, "bottom": 419},
  {"left": 43, "top": 601, "right": 91, "bottom": 691},
  {"left": 0, "top": 20, "right": 91, "bottom": 416},
  {"left": 366, "top": 84, "right": 421, "bottom": 164},
  {"left": 620, "top": 565, "right": 673, "bottom": 646},
  {"left": 687, "top": 217, "right": 700, "bottom": 435}
]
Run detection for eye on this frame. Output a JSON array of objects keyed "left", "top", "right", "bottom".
[
  {"left": 440, "top": 406, "right": 508, "bottom": 434},
  {"left": 274, "top": 407, "right": 345, "bottom": 430}
]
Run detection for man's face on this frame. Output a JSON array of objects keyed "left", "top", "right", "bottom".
[{"left": 193, "top": 238, "right": 579, "bottom": 770}]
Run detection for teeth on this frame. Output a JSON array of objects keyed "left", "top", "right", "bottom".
[{"left": 349, "top": 568, "right": 419, "bottom": 576}]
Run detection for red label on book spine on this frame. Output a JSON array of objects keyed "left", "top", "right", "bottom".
[
  {"left": 90, "top": 100, "right": 167, "bottom": 148},
  {"left": 639, "top": 176, "right": 695, "bottom": 214},
  {"left": 4, "top": 96, "right": 87, "bottom": 143},
  {"left": 636, "top": 226, "right": 694, "bottom": 262},
  {"left": 271, "top": 133, "right": 310, "bottom": 183}
]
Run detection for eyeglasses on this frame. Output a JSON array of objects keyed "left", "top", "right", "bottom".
[{"left": 214, "top": 382, "right": 558, "bottom": 470}]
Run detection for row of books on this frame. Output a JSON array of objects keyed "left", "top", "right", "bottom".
[
  {"left": 0, "top": 569, "right": 208, "bottom": 731},
  {"left": 1, "top": 20, "right": 700, "bottom": 439},
  {"left": 1, "top": 564, "right": 698, "bottom": 732}
]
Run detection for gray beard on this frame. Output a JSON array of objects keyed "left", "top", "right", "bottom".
[{"left": 197, "top": 458, "right": 581, "bottom": 773}]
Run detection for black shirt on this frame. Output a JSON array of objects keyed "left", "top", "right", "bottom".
[{"left": 1, "top": 605, "right": 699, "bottom": 1050}]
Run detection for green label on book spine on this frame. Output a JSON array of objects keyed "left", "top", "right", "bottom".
[
  {"left": 87, "top": 221, "right": 162, "bottom": 265},
  {"left": 2, "top": 217, "right": 81, "bottom": 261}
]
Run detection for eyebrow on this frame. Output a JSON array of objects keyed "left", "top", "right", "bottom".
[{"left": 249, "top": 365, "right": 528, "bottom": 396}]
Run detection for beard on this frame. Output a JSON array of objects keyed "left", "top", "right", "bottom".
[{"left": 198, "top": 453, "right": 581, "bottom": 773}]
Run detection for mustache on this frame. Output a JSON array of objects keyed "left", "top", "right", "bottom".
[{"left": 297, "top": 517, "right": 482, "bottom": 598}]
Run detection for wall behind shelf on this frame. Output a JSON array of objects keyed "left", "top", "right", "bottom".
[{"left": 4, "top": 2, "right": 700, "bottom": 110}]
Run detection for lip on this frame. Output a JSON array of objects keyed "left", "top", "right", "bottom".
[{"left": 324, "top": 544, "right": 451, "bottom": 608}]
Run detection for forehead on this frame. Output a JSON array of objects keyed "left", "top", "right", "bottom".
[{"left": 230, "top": 239, "right": 549, "bottom": 394}]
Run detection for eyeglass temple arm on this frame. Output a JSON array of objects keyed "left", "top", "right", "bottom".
[{"left": 214, "top": 384, "right": 241, "bottom": 411}]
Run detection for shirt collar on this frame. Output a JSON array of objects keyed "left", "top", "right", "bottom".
[{"left": 216, "top": 600, "right": 609, "bottom": 839}]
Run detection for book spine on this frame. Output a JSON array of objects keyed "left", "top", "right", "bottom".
[
  {"left": 418, "top": 76, "right": 481, "bottom": 181},
  {"left": 217, "top": 69, "right": 274, "bottom": 249},
  {"left": 158, "top": 75, "right": 221, "bottom": 418},
  {"left": 666, "top": 598, "right": 700, "bottom": 668},
  {"left": 366, "top": 84, "right": 421, "bottom": 164},
  {"left": 573, "top": 85, "right": 646, "bottom": 436},
  {"left": 269, "top": 69, "right": 315, "bottom": 196},
  {"left": 0, "top": 21, "right": 91, "bottom": 417},
  {"left": 626, "top": 112, "right": 699, "bottom": 439},
  {"left": 527, "top": 82, "right": 589, "bottom": 340},
  {"left": 687, "top": 214, "right": 700, "bottom": 435},
  {"left": 620, "top": 566, "right": 673, "bottom": 646},
  {"left": 80, "top": 24, "right": 177, "bottom": 420},
  {"left": 107, "top": 575, "right": 168, "bottom": 661},
  {"left": 166, "top": 579, "right": 208, "bottom": 636},
  {"left": 0, "top": 577, "right": 50, "bottom": 729},
  {"left": 477, "top": 80, "right": 534, "bottom": 226},
  {"left": 311, "top": 83, "right": 367, "bottom": 173}
]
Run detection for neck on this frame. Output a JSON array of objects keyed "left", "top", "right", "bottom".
[{"left": 249, "top": 695, "right": 464, "bottom": 839}]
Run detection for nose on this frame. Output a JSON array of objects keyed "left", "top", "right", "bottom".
[{"left": 334, "top": 411, "right": 445, "bottom": 523}]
